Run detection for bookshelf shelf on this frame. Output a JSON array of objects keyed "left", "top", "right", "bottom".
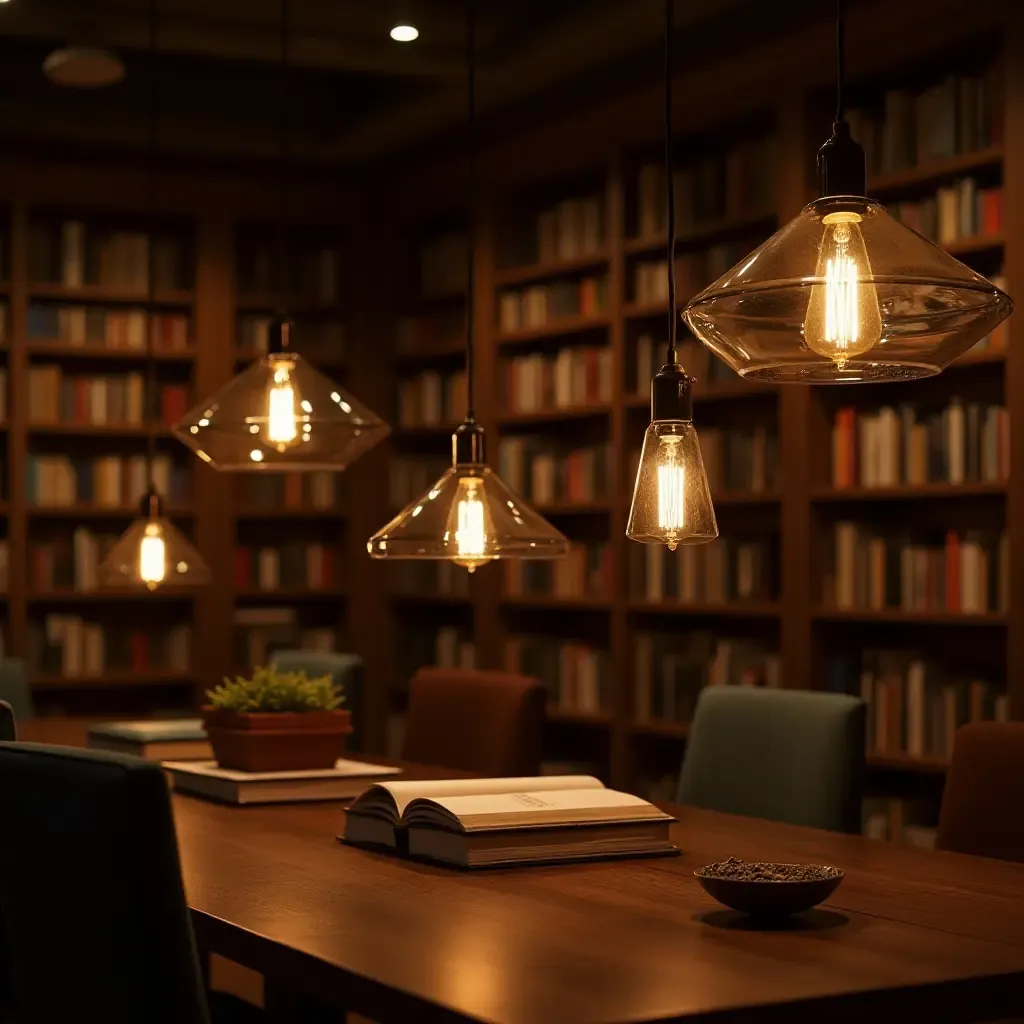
[
  {"left": 497, "top": 403, "right": 611, "bottom": 427},
  {"left": 27, "top": 423, "right": 173, "bottom": 438},
  {"left": 546, "top": 709, "right": 614, "bottom": 727},
  {"left": 500, "top": 595, "right": 611, "bottom": 611},
  {"left": 234, "top": 589, "right": 348, "bottom": 602},
  {"left": 495, "top": 314, "right": 612, "bottom": 346},
  {"left": 623, "top": 208, "right": 777, "bottom": 257},
  {"left": 28, "top": 505, "right": 196, "bottom": 518},
  {"left": 27, "top": 283, "right": 193, "bottom": 306},
  {"left": 25, "top": 343, "right": 196, "bottom": 363},
  {"left": 532, "top": 501, "right": 611, "bottom": 516},
  {"left": 627, "top": 600, "right": 782, "bottom": 618},
  {"left": 494, "top": 252, "right": 609, "bottom": 287},
  {"left": 867, "top": 146, "right": 1004, "bottom": 194},
  {"left": 812, "top": 608, "right": 1007, "bottom": 626},
  {"left": 390, "top": 592, "right": 471, "bottom": 606},
  {"left": 944, "top": 234, "right": 1004, "bottom": 256},
  {"left": 867, "top": 752, "right": 950, "bottom": 774},
  {"left": 27, "top": 589, "right": 199, "bottom": 603},
  {"left": 31, "top": 670, "right": 198, "bottom": 690},
  {"left": 235, "top": 508, "right": 344, "bottom": 521},
  {"left": 628, "top": 719, "right": 691, "bottom": 739},
  {"left": 235, "top": 294, "right": 344, "bottom": 316},
  {"left": 812, "top": 482, "right": 1007, "bottom": 502}
]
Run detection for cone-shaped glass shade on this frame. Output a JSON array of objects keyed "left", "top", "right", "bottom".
[
  {"left": 627, "top": 421, "right": 718, "bottom": 549},
  {"left": 684, "top": 196, "right": 1013, "bottom": 383},
  {"left": 174, "top": 353, "right": 389, "bottom": 471},
  {"left": 368, "top": 461, "right": 570, "bottom": 572},
  {"left": 99, "top": 515, "right": 212, "bottom": 591}
]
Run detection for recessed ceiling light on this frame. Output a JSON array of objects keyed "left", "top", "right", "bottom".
[{"left": 390, "top": 24, "right": 419, "bottom": 42}]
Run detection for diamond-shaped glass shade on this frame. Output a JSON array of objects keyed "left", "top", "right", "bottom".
[
  {"left": 368, "top": 463, "right": 570, "bottom": 572},
  {"left": 683, "top": 196, "right": 1013, "bottom": 383},
  {"left": 174, "top": 353, "right": 389, "bottom": 471},
  {"left": 99, "top": 516, "right": 212, "bottom": 591},
  {"left": 627, "top": 420, "right": 718, "bottom": 549}
]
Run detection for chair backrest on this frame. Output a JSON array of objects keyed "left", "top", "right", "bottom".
[
  {"left": 0, "top": 702, "right": 14, "bottom": 741},
  {"left": 678, "top": 687, "right": 866, "bottom": 833},
  {"left": 402, "top": 667, "right": 545, "bottom": 776},
  {"left": 0, "top": 660, "right": 31, "bottom": 722},
  {"left": 270, "top": 650, "right": 364, "bottom": 752},
  {"left": 937, "top": 722, "right": 1024, "bottom": 862},
  {"left": 0, "top": 742, "right": 210, "bottom": 1023}
]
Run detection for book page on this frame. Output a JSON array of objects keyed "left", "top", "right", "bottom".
[{"left": 406, "top": 787, "right": 671, "bottom": 832}]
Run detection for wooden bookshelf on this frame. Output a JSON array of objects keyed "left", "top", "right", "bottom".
[
  {"left": 495, "top": 313, "right": 612, "bottom": 346},
  {"left": 868, "top": 145, "right": 1004, "bottom": 193},
  {"left": 493, "top": 252, "right": 609, "bottom": 287}
]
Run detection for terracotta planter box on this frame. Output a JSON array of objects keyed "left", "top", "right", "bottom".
[{"left": 201, "top": 707, "right": 352, "bottom": 772}]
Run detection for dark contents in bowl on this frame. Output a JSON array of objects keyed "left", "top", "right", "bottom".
[{"left": 697, "top": 857, "right": 842, "bottom": 883}]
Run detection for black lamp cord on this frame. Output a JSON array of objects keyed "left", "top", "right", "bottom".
[
  {"left": 277, "top": 0, "right": 290, "bottom": 313},
  {"left": 835, "top": 0, "right": 846, "bottom": 125},
  {"left": 145, "top": 0, "right": 158, "bottom": 488},
  {"left": 464, "top": 0, "right": 477, "bottom": 422},
  {"left": 664, "top": 0, "right": 677, "bottom": 366}
]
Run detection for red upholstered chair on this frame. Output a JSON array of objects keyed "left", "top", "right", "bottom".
[
  {"left": 937, "top": 722, "right": 1024, "bottom": 863},
  {"left": 402, "top": 668, "right": 545, "bottom": 776}
]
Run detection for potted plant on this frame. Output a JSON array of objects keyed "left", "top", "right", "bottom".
[{"left": 202, "top": 665, "right": 351, "bottom": 772}]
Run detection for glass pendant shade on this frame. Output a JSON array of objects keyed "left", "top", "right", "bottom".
[
  {"left": 627, "top": 419, "right": 718, "bottom": 549},
  {"left": 368, "top": 429, "right": 569, "bottom": 572},
  {"left": 99, "top": 497, "right": 212, "bottom": 591},
  {"left": 683, "top": 195, "right": 1013, "bottom": 383},
  {"left": 174, "top": 350, "right": 389, "bottom": 471}
]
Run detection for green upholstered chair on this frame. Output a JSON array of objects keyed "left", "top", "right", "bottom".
[
  {"left": 677, "top": 687, "right": 866, "bottom": 833},
  {"left": 270, "top": 650, "right": 364, "bottom": 753},
  {"left": 0, "top": 660, "right": 31, "bottom": 722},
  {"left": 0, "top": 742, "right": 263, "bottom": 1024}
]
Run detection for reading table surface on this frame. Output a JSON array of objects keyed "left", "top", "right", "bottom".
[{"left": 169, "top": 760, "right": 1024, "bottom": 1023}]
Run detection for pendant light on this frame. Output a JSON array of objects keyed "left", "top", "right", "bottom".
[
  {"left": 367, "top": 1, "right": 569, "bottom": 572},
  {"left": 99, "top": 0, "right": 211, "bottom": 592},
  {"left": 626, "top": 0, "right": 717, "bottom": 551},
  {"left": 683, "top": 0, "right": 1012, "bottom": 383},
  {"left": 172, "top": 0, "right": 388, "bottom": 470}
]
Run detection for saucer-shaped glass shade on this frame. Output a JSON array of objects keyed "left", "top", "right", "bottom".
[
  {"left": 99, "top": 517, "right": 212, "bottom": 591},
  {"left": 174, "top": 353, "right": 389, "bottom": 470},
  {"left": 368, "top": 464, "right": 570, "bottom": 572},
  {"left": 683, "top": 196, "right": 1013, "bottom": 383},
  {"left": 627, "top": 420, "right": 718, "bottom": 549}
]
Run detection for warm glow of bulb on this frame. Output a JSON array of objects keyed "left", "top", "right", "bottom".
[
  {"left": 453, "top": 479, "right": 489, "bottom": 572},
  {"left": 804, "top": 211, "right": 882, "bottom": 368},
  {"left": 139, "top": 524, "right": 166, "bottom": 589},
  {"left": 390, "top": 24, "right": 419, "bottom": 41},
  {"left": 657, "top": 464, "right": 685, "bottom": 533},
  {"left": 266, "top": 361, "right": 300, "bottom": 448}
]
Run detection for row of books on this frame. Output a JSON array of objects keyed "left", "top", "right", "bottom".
[
  {"left": 828, "top": 650, "right": 1008, "bottom": 760},
  {"left": 31, "top": 529, "right": 117, "bottom": 591},
  {"left": 504, "top": 636, "right": 610, "bottom": 715},
  {"left": 238, "top": 472, "right": 338, "bottom": 511},
  {"left": 631, "top": 241, "right": 754, "bottom": 305},
  {"left": 500, "top": 195, "right": 604, "bottom": 269},
  {"left": 847, "top": 69, "right": 1001, "bottom": 177},
  {"left": 237, "top": 242, "right": 342, "bottom": 305},
  {"left": 29, "top": 616, "right": 192, "bottom": 676},
  {"left": 401, "top": 626, "right": 476, "bottom": 681},
  {"left": 503, "top": 543, "right": 612, "bottom": 600},
  {"left": 232, "top": 606, "right": 338, "bottom": 670},
  {"left": 396, "top": 370, "right": 467, "bottom": 428},
  {"left": 497, "top": 440, "right": 611, "bottom": 505},
  {"left": 26, "top": 454, "right": 190, "bottom": 507},
  {"left": 502, "top": 345, "right": 613, "bottom": 413},
  {"left": 395, "top": 310, "right": 463, "bottom": 357},
  {"left": 634, "top": 334, "right": 735, "bottom": 393},
  {"left": 862, "top": 798, "right": 937, "bottom": 849},
  {"left": 634, "top": 632, "right": 782, "bottom": 723},
  {"left": 29, "top": 222, "right": 189, "bottom": 292},
  {"left": 830, "top": 524, "right": 1008, "bottom": 614},
  {"left": 234, "top": 544, "right": 337, "bottom": 591},
  {"left": 28, "top": 367, "right": 190, "bottom": 427},
  {"left": 388, "top": 456, "right": 448, "bottom": 510},
  {"left": 634, "top": 136, "right": 775, "bottom": 239},
  {"left": 237, "top": 315, "right": 346, "bottom": 358},
  {"left": 387, "top": 561, "right": 471, "bottom": 598},
  {"left": 497, "top": 276, "right": 607, "bottom": 334},
  {"left": 832, "top": 400, "right": 1009, "bottom": 489},
  {"left": 419, "top": 231, "right": 467, "bottom": 298},
  {"left": 629, "top": 536, "right": 777, "bottom": 604},
  {"left": 27, "top": 305, "right": 190, "bottom": 351},
  {"left": 892, "top": 180, "right": 1003, "bottom": 244}
]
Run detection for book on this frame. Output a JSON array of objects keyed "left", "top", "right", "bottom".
[
  {"left": 165, "top": 758, "right": 402, "bottom": 805},
  {"left": 342, "top": 775, "right": 677, "bottom": 868},
  {"left": 88, "top": 719, "right": 212, "bottom": 761}
]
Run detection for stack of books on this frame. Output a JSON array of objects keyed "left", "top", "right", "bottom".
[
  {"left": 497, "top": 439, "right": 610, "bottom": 505},
  {"left": 238, "top": 241, "right": 341, "bottom": 305},
  {"left": 239, "top": 472, "right": 338, "bottom": 511},
  {"left": 234, "top": 544, "right": 337, "bottom": 590},
  {"left": 29, "top": 617, "right": 192, "bottom": 676},
  {"left": 401, "top": 625, "right": 476, "bottom": 679},
  {"left": 504, "top": 636, "right": 609, "bottom": 715},
  {"left": 388, "top": 561, "right": 471, "bottom": 598},
  {"left": 28, "top": 305, "right": 189, "bottom": 350},
  {"left": 500, "top": 195, "right": 604, "bottom": 268},
  {"left": 892, "top": 179, "right": 1003, "bottom": 243},
  {"left": 503, "top": 542, "right": 612, "bottom": 600},
  {"left": 631, "top": 241, "right": 757, "bottom": 304},
  {"left": 30, "top": 528, "right": 118, "bottom": 589},
  {"left": 502, "top": 344, "right": 612, "bottom": 412},
  {"left": 634, "top": 335, "right": 737, "bottom": 393},
  {"left": 397, "top": 369, "right": 466, "bottom": 427},
  {"left": 497, "top": 276, "right": 607, "bottom": 334},
  {"left": 26, "top": 453, "right": 189, "bottom": 506}
]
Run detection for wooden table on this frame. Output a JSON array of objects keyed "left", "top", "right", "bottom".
[{"left": 171, "top": 764, "right": 1024, "bottom": 1024}]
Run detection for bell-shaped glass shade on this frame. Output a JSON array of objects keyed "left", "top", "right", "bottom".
[
  {"left": 174, "top": 353, "right": 389, "bottom": 471},
  {"left": 683, "top": 196, "right": 1013, "bottom": 383},
  {"left": 627, "top": 420, "right": 718, "bottom": 549},
  {"left": 99, "top": 516, "right": 212, "bottom": 591},
  {"left": 368, "top": 463, "right": 570, "bottom": 572}
]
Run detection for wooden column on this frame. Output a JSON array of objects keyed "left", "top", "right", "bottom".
[{"left": 7, "top": 201, "right": 28, "bottom": 661}]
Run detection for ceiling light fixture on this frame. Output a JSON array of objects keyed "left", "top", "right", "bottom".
[
  {"left": 173, "top": 0, "right": 388, "bottom": 470},
  {"left": 682, "top": 0, "right": 1012, "bottom": 383},
  {"left": 100, "top": 0, "right": 210, "bottom": 593},
  {"left": 390, "top": 24, "right": 419, "bottom": 42},
  {"left": 626, "top": 0, "right": 717, "bottom": 551},
  {"left": 367, "top": 0, "right": 569, "bottom": 572}
]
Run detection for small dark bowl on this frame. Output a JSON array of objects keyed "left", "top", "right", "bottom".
[{"left": 695, "top": 861, "right": 844, "bottom": 917}]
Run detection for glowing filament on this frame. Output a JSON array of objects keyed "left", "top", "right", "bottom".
[
  {"left": 455, "top": 493, "right": 487, "bottom": 571},
  {"left": 657, "top": 462, "right": 686, "bottom": 534},
  {"left": 824, "top": 254, "right": 859, "bottom": 358},
  {"left": 139, "top": 523, "right": 166, "bottom": 589},
  {"left": 267, "top": 364, "right": 298, "bottom": 445}
]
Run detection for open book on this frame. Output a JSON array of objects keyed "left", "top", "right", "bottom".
[{"left": 342, "top": 775, "right": 677, "bottom": 868}]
